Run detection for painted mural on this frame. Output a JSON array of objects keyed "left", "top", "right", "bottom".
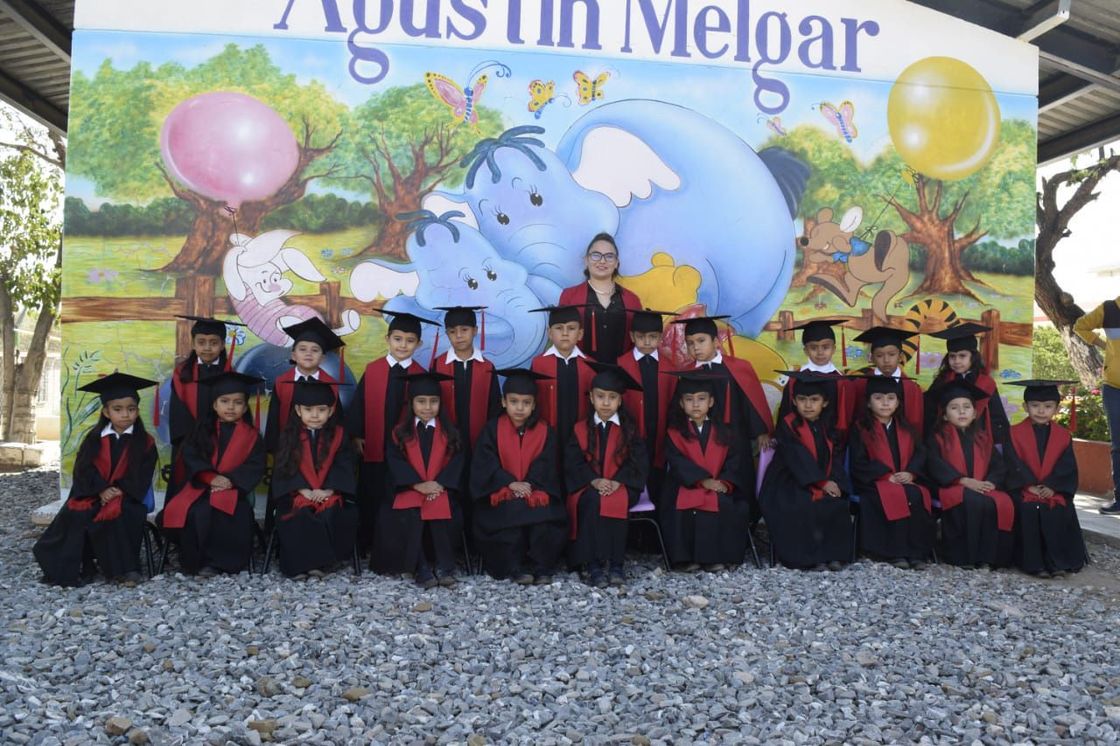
[{"left": 60, "top": 0, "right": 1040, "bottom": 493}]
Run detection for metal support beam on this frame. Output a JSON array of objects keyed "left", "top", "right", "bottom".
[
  {"left": 0, "top": 0, "right": 71, "bottom": 63},
  {"left": 1039, "top": 74, "right": 1095, "bottom": 113},
  {"left": 1039, "top": 50, "right": 1120, "bottom": 96},
  {"left": 1018, "top": 0, "right": 1070, "bottom": 42},
  {"left": 0, "top": 64, "right": 66, "bottom": 134},
  {"left": 1039, "top": 111, "right": 1120, "bottom": 164}
]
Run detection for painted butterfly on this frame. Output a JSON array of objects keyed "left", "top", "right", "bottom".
[
  {"left": 818, "top": 100, "right": 857, "bottom": 143},
  {"left": 757, "top": 114, "right": 787, "bottom": 136},
  {"left": 573, "top": 70, "right": 609, "bottom": 105},
  {"left": 528, "top": 79, "right": 556, "bottom": 119},
  {"left": 425, "top": 61, "right": 511, "bottom": 128}
]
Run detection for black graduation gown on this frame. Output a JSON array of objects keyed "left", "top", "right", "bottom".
[
  {"left": 469, "top": 418, "right": 567, "bottom": 578},
  {"left": 849, "top": 421, "right": 934, "bottom": 561},
  {"left": 659, "top": 422, "right": 752, "bottom": 566},
  {"left": 169, "top": 359, "right": 225, "bottom": 491},
  {"left": 442, "top": 357, "right": 502, "bottom": 541},
  {"left": 563, "top": 422, "right": 649, "bottom": 567},
  {"left": 760, "top": 417, "right": 852, "bottom": 568},
  {"left": 35, "top": 431, "right": 157, "bottom": 585},
  {"left": 699, "top": 360, "right": 770, "bottom": 516},
  {"left": 1006, "top": 423, "right": 1085, "bottom": 574},
  {"left": 175, "top": 421, "right": 265, "bottom": 573},
  {"left": 926, "top": 429, "right": 1013, "bottom": 567},
  {"left": 923, "top": 372, "right": 1011, "bottom": 445},
  {"left": 271, "top": 429, "right": 358, "bottom": 577},
  {"left": 373, "top": 423, "right": 465, "bottom": 575}
]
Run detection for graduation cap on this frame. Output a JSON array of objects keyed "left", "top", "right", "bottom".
[
  {"left": 664, "top": 368, "right": 726, "bottom": 396},
  {"left": 529, "top": 304, "right": 583, "bottom": 327},
  {"left": 627, "top": 308, "right": 676, "bottom": 334},
  {"left": 199, "top": 370, "right": 264, "bottom": 398},
  {"left": 847, "top": 372, "right": 903, "bottom": 397},
  {"left": 283, "top": 317, "right": 345, "bottom": 354},
  {"left": 790, "top": 316, "right": 848, "bottom": 346},
  {"left": 928, "top": 322, "right": 991, "bottom": 353},
  {"left": 435, "top": 305, "right": 486, "bottom": 330},
  {"left": 936, "top": 378, "right": 990, "bottom": 408},
  {"left": 404, "top": 370, "right": 453, "bottom": 398},
  {"left": 585, "top": 361, "right": 643, "bottom": 394},
  {"left": 1006, "top": 379, "right": 1075, "bottom": 403},
  {"left": 670, "top": 314, "right": 731, "bottom": 339},
  {"left": 277, "top": 377, "right": 351, "bottom": 407},
  {"left": 495, "top": 367, "right": 553, "bottom": 397},
  {"left": 776, "top": 369, "right": 834, "bottom": 399},
  {"left": 381, "top": 310, "right": 438, "bottom": 338},
  {"left": 176, "top": 315, "right": 246, "bottom": 338},
  {"left": 852, "top": 325, "right": 915, "bottom": 351},
  {"left": 79, "top": 372, "right": 158, "bottom": 404}
]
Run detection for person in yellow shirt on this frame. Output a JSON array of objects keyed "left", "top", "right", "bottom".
[{"left": 1074, "top": 296, "right": 1120, "bottom": 512}]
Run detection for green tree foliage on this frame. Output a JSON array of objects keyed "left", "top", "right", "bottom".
[{"left": 1032, "top": 325, "right": 1109, "bottom": 440}]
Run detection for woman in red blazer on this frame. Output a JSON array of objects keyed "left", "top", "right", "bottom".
[{"left": 558, "top": 233, "right": 643, "bottom": 363}]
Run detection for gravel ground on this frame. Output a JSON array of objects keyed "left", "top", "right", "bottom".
[{"left": 3, "top": 465, "right": 1120, "bottom": 745}]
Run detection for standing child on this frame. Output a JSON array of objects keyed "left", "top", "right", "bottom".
[
  {"left": 530, "top": 305, "right": 597, "bottom": 448},
  {"left": 848, "top": 375, "right": 934, "bottom": 569},
  {"left": 272, "top": 379, "right": 358, "bottom": 578},
  {"left": 169, "top": 316, "right": 244, "bottom": 466},
  {"left": 564, "top": 363, "right": 649, "bottom": 587},
  {"left": 1006, "top": 380, "right": 1086, "bottom": 577},
  {"left": 616, "top": 309, "right": 674, "bottom": 502},
  {"left": 347, "top": 310, "right": 435, "bottom": 553},
  {"left": 923, "top": 323, "right": 1010, "bottom": 444},
  {"left": 926, "top": 380, "right": 1015, "bottom": 569},
  {"left": 777, "top": 317, "right": 851, "bottom": 436},
  {"left": 659, "top": 370, "right": 752, "bottom": 571},
  {"left": 848, "top": 326, "right": 924, "bottom": 432},
  {"left": 470, "top": 369, "right": 567, "bottom": 584},
  {"left": 161, "top": 372, "right": 266, "bottom": 576},
  {"left": 760, "top": 371, "right": 852, "bottom": 570},
  {"left": 35, "top": 373, "right": 158, "bottom": 586},
  {"left": 375, "top": 371, "right": 465, "bottom": 588},
  {"left": 266, "top": 317, "right": 344, "bottom": 452}
]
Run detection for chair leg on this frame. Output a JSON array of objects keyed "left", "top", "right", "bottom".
[
  {"left": 352, "top": 541, "right": 362, "bottom": 576},
  {"left": 141, "top": 526, "right": 154, "bottom": 579},
  {"left": 629, "top": 517, "right": 671, "bottom": 572},
  {"left": 850, "top": 514, "right": 859, "bottom": 564},
  {"left": 746, "top": 524, "right": 762, "bottom": 570},
  {"left": 461, "top": 529, "right": 474, "bottom": 576},
  {"left": 263, "top": 528, "right": 277, "bottom": 574}
]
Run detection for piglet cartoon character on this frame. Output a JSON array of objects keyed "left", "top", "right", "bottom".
[{"left": 222, "top": 230, "right": 360, "bottom": 346}]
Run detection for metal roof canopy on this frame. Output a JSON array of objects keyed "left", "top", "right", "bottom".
[{"left": 1, "top": 1, "right": 1119, "bottom": 163}]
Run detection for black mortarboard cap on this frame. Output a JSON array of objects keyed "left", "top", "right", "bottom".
[
  {"left": 777, "top": 369, "right": 832, "bottom": 398},
  {"left": 382, "top": 310, "right": 438, "bottom": 337},
  {"left": 586, "top": 361, "right": 643, "bottom": 393},
  {"left": 405, "top": 370, "right": 453, "bottom": 398},
  {"left": 928, "top": 323, "right": 991, "bottom": 353},
  {"left": 627, "top": 308, "right": 674, "bottom": 334},
  {"left": 847, "top": 373, "right": 903, "bottom": 397},
  {"left": 790, "top": 316, "right": 848, "bottom": 346},
  {"left": 199, "top": 371, "right": 264, "bottom": 398},
  {"left": 435, "top": 306, "right": 486, "bottom": 329},
  {"left": 853, "top": 326, "right": 915, "bottom": 351},
  {"left": 664, "top": 368, "right": 725, "bottom": 396},
  {"left": 278, "top": 377, "right": 351, "bottom": 407},
  {"left": 176, "top": 315, "right": 245, "bottom": 338},
  {"left": 1006, "top": 379, "right": 1075, "bottom": 403},
  {"left": 670, "top": 314, "right": 731, "bottom": 338},
  {"left": 496, "top": 367, "right": 552, "bottom": 397},
  {"left": 530, "top": 305, "right": 583, "bottom": 327},
  {"left": 79, "top": 372, "right": 158, "bottom": 404},
  {"left": 282, "top": 317, "right": 345, "bottom": 353},
  {"left": 937, "top": 379, "right": 990, "bottom": 408}
]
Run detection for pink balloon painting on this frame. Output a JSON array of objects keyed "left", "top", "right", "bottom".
[{"left": 159, "top": 92, "right": 300, "bottom": 209}]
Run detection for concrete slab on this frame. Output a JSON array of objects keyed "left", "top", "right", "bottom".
[{"left": 1076, "top": 493, "right": 1120, "bottom": 549}]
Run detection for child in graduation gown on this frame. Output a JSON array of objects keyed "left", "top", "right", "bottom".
[
  {"left": 1005, "top": 380, "right": 1086, "bottom": 577},
  {"left": 616, "top": 309, "right": 674, "bottom": 503},
  {"left": 161, "top": 372, "right": 265, "bottom": 575},
  {"left": 777, "top": 317, "right": 852, "bottom": 438},
  {"left": 265, "top": 317, "right": 344, "bottom": 453},
  {"left": 847, "top": 326, "right": 924, "bottom": 433},
  {"left": 564, "top": 363, "right": 649, "bottom": 587},
  {"left": 760, "top": 371, "right": 853, "bottom": 571},
  {"left": 660, "top": 370, "right": 752, "bottom": 571},
  {"left": 375, "top": 372, "right": 465, "bottom": 588},
  {"left": 926, "top": 380, "right": 1015, "bottom": 569},
  {"left": 923, "top": 323, "right": 1010, "bottom": 444},
  {"left": 848, "top": 374, "right": 934, "bottom": 569},
  {"left": 35, "top": 373, "right": 158, "bottom": 586},
  {"left": 470, "top": 368, "right": 567, "bottom": 584},
  {"left": 529, "top": 305, "right": 597, "bottom": 450},
  {"left": 273, "top": 378, "right": 358, "bottom": 578}
]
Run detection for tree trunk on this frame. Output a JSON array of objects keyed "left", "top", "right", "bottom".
[
  {"left": 364, "top": 207, "right": 412, "bottom": 259},
  {"left": 7, "top": 305, "right": 56, "bottom": 444},
  {"left": 0, "top": 281, "right": 14, "bottom": 440}
]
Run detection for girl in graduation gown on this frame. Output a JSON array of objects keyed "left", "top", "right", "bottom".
[
  {"left": 926, "top": 380, "right": 1015, "bottom": 568},
  {"left": 923, "top": 323, "right": 1010, "bottom": 444},
  {"left": 35, "top": 373, "right": 158, "bottom": 586},
  {"left": 272, "top": 378, "right": 358, "bottom": 578},
  {"left": 760, "top": 371, "right": 852, "bottom": 570},
  {"left": 848, "top": 375, "right": 934, "bottom": 568},
  {"left": 470, "top": 368, "right": 568, "bottom": 584},
  {"left": 1005, "top": 380, "right": 1086, "bottom": 577},
  {"left": 660, "top": 370, "right": 752, "bottom": 571},
  {"left": 375, "top": 372, "right": 465, "bottom": 587},
  {"left": 564, "top": 363, "right": 649, "bottom": 587},
  {"left": 160, "top": 372, "right": 265, "bottom": 575}
]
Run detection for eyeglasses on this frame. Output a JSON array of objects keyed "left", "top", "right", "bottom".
[{"left": 588, "top": 252, "right": 618, "bottom": 263}]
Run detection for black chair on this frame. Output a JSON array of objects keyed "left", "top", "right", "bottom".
[
  {"left": 141, "top": 520, "right": 162, "bottom": 578},
  {"left": 628, "top": 489, "right": 671, "bottom": 571}
]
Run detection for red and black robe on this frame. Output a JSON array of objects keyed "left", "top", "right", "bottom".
[
  {"left": 530, "top": 352, "right": 596, "bottom": 445},
  {"left": 924, "top": 369, "right": 1010, "bottom": 443},
  {"left": 558, "top": 282, "right": 642, "bottom": 362},
  {"left": 777, "top": 367, "right": 851, "bottom": 437},
  {"left": 616, "top": 351, "right": 673, "bottom": 469},
  {"left": 847, "top": 368, "right": 923, "bottom": 434},
  {"left": 265, "top": 368, "right": 338, "bottom": 452},
  {"left": 433, "top": 354, "right": 501, "bottom": 449}
]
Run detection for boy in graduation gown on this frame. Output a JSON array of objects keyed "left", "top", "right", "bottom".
[
  {"left": 377, "top": 371, "right": 465, "bottom": 587},
  {"left": 616, "top": 309, "right": 675, "bottom": 502},
  {"left": 777, "top": 317, "right": 852, "bottom": 437},
  {"left": 564, "top": 362, "right": 649, "bottom": 587},
  {"left": 847, "top": 326, "right": 924, "bottom": 433},
  {"left": 760, "top": 370, "right": 852, "bottom": 570},
  {"left": 926, "top": 379, "right": 1015, "bottom": 569},
  {"left": 35, "top": 373, "right": 159, "bottom": 586},
  {"left": 470, "top": 368, "right": 567, "bottom": 584},
  {"left": 273, "top": 378, "right": 358, "bottom": 578},
  {"left": 847, "top": 374, "right": 934, "bottom": 568},
  {"left": 347, "top": 310, "right": 435, "bottom": 553},
  {"left": 266, "top": 317, "right": 344, "bottom": 453},
  {"left": 659, "top": 370, "right": 753, "bottom": 570},
  {"left": 1005, "top": 380, "right": 1086, "bottom": 577},
  {"left": 530, "top": 305, "right": 597, "bottom": 449},
  {"left": 923, "top": 323, "right": 1010, "bottom": 444},
  {"left": 161, "top": 372, "right": 266, "bottom": 575}
]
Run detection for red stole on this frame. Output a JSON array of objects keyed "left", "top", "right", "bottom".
[
  {"left": 530, "top": 353, "right": 595, "bottom": 430},
  {"left": 434, "top": 355, "right": 495, "bottom": 445},
  {"left": 68, "top": 433, "right": 150, "bottom": 521},
  {"left": 392, "top": 422, "right": 453, "bottom": 521},
  {"left": 1009, "top": 419, "right": 1072, "bottom": 508},
  {"left": 706, "top": 356, "right": 774, "bottom": 435},
  {"left": 492, "top": 416, "right": 551, "bottom": 508},
  {"left": 274, "top": 368, "right": 338, "bottom": 430},
  {"left": 860, "top": 420, "right": 931, "bottom": 520},
  {"left": 567, "top": 421, "right": 629, "bottom": 538},
  {"left": 162, "top": 420, "right": 259, "bottom": 529},
  {"left": 786, "top": 369, "right": 851, "bottom": 432},
  {"left": 361, "top": 357, "right": 425, "bottom": 462},
  {"left": 667, "top": 424, "right": 732, "bottom": 512},
  {"left": 171, "top": 355, "right": 231, "bottom": 420},
  {"left": 559, "top": 283, "right": 642, "bottom": 355},
  {"left": 617, "top": 351, "right": 672, "bottom": 467},
  {"left": 783, "top": 412, "right": 834, "bottom": 501},
  {"left": 850, "top": 371, "right": 923, "bottom": 432},
  {"left": 286, "top": 428, "right": 345, "bottom": 515},
  {"left": 934, "top": 426, "right": 1014, "bottom": 532}
]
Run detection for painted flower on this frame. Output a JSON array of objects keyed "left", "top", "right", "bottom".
[
  {"left": 226, "top": 327, "right": 248, "bottom": 346},
  {"left": 86, "top": 268, "right": 120, "bottom": 284}
]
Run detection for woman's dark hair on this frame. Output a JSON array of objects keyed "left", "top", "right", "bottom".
[
  {"left": 392, "top": 394, "right": 462, "bottom": 456},
  {"left": 73, "top": 410, "right": 152, "bottom": 481},
  {"left": 582, "top": 232, "right": 621, "bottom": 280},
  {"left": 178, "top": 347, "right": 228, "bottom": 383},
  {"left": 580, "top": 401, "right": 639, "bottom": 469},
  {"left": 667, "top": 389, "right": 731, "bottom": 446},
  {"left": 187, "top": 394, "right": 253, "bottom": 462},
  {"left": 274, "top": 404, "right": 344, "bottom": 479},
  {"left": 933, "top": 349, "right": 985, "bottom": 384}
]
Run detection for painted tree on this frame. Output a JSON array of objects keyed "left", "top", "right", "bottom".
[
  {"left": 325, "top": 84, "right": 502, "bottom": 260},
  {"left": 67, "top": 45, "right": 347, "bottom": 275}
]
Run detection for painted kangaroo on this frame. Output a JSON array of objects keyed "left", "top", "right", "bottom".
[{"left": 802, "top": 207, "right": 910, "bottom": 323}]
